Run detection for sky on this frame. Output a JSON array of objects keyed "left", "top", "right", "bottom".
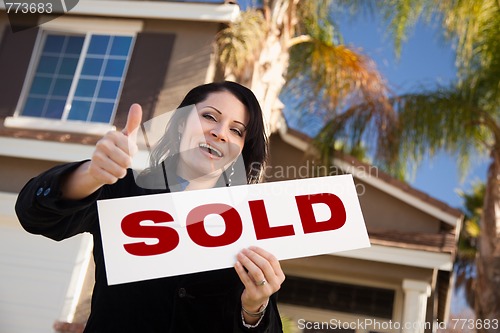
[
  {"left": 333, "top": 10, "right": 489, "bottom": 210},
  {"left": 278, "top": 6, "right": 490, "bottom": 210}
]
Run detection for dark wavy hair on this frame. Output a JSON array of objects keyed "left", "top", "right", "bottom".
[{"left": 148, "top": 81, "right": 268, "bottom": 185}]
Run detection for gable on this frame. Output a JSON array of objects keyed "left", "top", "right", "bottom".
[{"left": 267, "top": 131, "right": 460, "bottom": 251}]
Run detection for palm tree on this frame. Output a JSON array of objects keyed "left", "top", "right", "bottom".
[
  {"left": 382, "top": 1, "right": 499, "bottom": 328},
  {"left": 317, "top": 0, "right": 500, "bottom": 328},
  {"left": 214, "top": 0, "right": 394, "bottom": 134}
]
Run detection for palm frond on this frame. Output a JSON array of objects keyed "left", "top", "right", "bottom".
[
  {"left": 286, "top": 35, "right": 398, "bottom": 173},
  {"left": 392, "top": 82, "right": 494, "bottom": 175},
  {"left": 438, "top": 0, "right": 500, "bottom": 76},
  {"left": 378, "top": 0, "right": 428, "bottom": 56},
  {"left": 214, "top": 9, "right": 267, "bottom": 78},
  {"left": 287, "top": 40, "right": 391, "bottom": 112},
  {"left": 372, "top": 0, "right": 500, "bottom": 80}
]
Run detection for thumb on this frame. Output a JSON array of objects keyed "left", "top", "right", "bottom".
[{"left": 122, "top": 103, "right": 143, "bottom": 137}]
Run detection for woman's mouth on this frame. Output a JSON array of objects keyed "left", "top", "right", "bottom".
[{"left": 199, "top": 143, "right": 223, "bottom": 158}]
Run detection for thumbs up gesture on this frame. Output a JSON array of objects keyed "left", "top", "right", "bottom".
[{"left": 87, "top": 104, "right": 143, "bottom": 185}]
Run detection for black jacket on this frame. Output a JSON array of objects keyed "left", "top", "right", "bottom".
[{"left": 15, "top": 161, "right": 283, "bottom": 333}]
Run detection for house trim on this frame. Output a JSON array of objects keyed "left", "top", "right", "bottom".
[
  {"left": 4, "top": 117, "right": 116, "bottom": 136},
  {"left": 38, "top": 15, "right": 144, "bottom": 34},
  {"left": 333, "top": 244, "right": 453, "bottom": 271},
  {"left": 0, "top": 137, "right": 149, "bottom": 167},
  {"left": 0, "top": 0, "right": 242, "bottom": 23}
]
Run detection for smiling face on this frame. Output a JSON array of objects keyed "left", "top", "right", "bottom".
[{"left": 176, "top": 91, "right": 249, "bottom": 183}]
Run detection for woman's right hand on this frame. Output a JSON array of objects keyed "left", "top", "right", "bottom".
[{"left": 61, "top": 104, "right": 143, "bottom": 199}]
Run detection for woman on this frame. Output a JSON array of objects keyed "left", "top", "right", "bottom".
[{"left": 16, "top": 82, "right": 285, "bottom": 332}]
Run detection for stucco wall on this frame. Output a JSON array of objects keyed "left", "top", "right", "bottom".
[
  {"left": 0, "top": 12, "right": 7, "bottom": 38},
  {"left": 144, "top": 19, "right": 221, "bottom": 117},
  {"left": 0, "top": 156, "right": 61, "bottom": 193}
]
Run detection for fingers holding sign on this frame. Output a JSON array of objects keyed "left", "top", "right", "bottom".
[
  {"left": 89, "top": 104, "right": 143, "bottom": 185},
  {"left": 235, "top": 246, "right": 285, "bottom": 314}
]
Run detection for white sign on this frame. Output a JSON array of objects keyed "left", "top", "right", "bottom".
[{"left": 97, "top": 175, "right": 370, "bottom": 285}]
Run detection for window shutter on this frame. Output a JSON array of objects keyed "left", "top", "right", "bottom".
[
  {"left": 0, "top": 26, "right": 39, "bottom": 118},
  {"left": 114, "top": 32, "right": 176, "bottom": 129}
]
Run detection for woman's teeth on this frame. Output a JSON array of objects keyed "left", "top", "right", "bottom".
[{"left": 199, "top": 143, "right": 223, "bottom": 157}]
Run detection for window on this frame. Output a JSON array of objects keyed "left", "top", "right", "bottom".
[
  {"left": 279, "top": 276, "right": 395, "bottom": 319},
  {"left": 19, "top": 32, "right": 134, "bottom": 124}
]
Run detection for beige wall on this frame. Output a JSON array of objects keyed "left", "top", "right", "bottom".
[
  {"left": 0, "top": 156, "right": 60, "bottom": 193},
  {"left": 144, "top": 19, "right": 221, "bottom": 117},
  {"left": 0, "top": 12, "right": 7, "bottom": 39},
  {"left": 358, "top": 180, "right": 440, "bottom": 233}
]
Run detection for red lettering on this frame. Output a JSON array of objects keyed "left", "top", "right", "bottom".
[
  {"left": 122, "top": 210, "right": 179, "bottom": 256},
  {"left": 248, "top": 200, "right": 295, "bottom": 239},
  {"left": 295, "top": 193, "right": 346, "bottom": 233},
  {"left": 186, "top": 204, "right": 242, "bottom": 247}
]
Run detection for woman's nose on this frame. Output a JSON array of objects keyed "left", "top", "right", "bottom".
[{"left": 210, "top": 126, "right": 227, "bottom": 142}]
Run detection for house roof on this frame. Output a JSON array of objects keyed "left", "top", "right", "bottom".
[{"left": 28, "top": 0, "right": 241, "bottom": 23}]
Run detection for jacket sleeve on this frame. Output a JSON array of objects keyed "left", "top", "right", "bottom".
[
  {"left": 15, "top": 160, "right": 102, "bottom": 241},
  {"left": 235, "top": 293, "right": 283, "bottom": 333}
]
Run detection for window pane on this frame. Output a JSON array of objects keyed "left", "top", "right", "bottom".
[
  {"left": 44, "top": 35, "right": 65, "bottom": 53},
  {"left": 53, "top": 78, "right": 72, "bottom": 96},
  {"left": 30, "top": 76, "right": 52, "bottom": 95},
  {"left": 68, "top": 100, "right": 92, "bottom": 121},
  {"left": 110, "top": 36, "right": 132, "bottom": 56},
  {"left": 22, "top": 97, "right": 46, "bottom": 117},
  {"left": 45, "top": 99, "right": 66, "bottom": 119},
  {"left": 66, "top": 36, "right": 84, "bottom": 55},
  {"left": 88, "top": 35, "right": 110, "bottom": 55},
  {"left": 37, "top": 56, "right": 58, "bottom": 74},
  {"left": 81, "top": 58, "right": 104, "bottom": 76},
  {"left": 98, "top": 80, "right": 120, "bottom": 99},
  {"left": 20, "top": 32, "right": 133, "bottom": 124},
  {"left": 59, "top": 57, "right": 79, "bottom": 75},
  {"left": 104, "top": 59, "right": 126, "bottom": 77},
  {"left": 75, "top": 79, "right": 97, "bottom": 97},
  {"left": 91, "top": 102, "right": 114, "bottom": 123}
]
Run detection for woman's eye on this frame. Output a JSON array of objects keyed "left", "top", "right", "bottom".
[
  {"left": 203, "top": 114, "right": 217, "bottom": 121},
  {"left": 231, "top": 128, "right": 243, "bottom": 137}
]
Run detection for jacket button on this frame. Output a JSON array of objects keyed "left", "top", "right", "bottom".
[
  {"left": 36, "top": 187, "right": 44, "bottom": 196},
  {"left": 43, "top": 188, "right": 51, "bottom": 196},
  {"left": 178, "top": 288, "right": 186, "bottom": 298}
]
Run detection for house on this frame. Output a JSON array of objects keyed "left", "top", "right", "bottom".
[{"left": 0, "top": 1, "right": 461, "bottom": 332}]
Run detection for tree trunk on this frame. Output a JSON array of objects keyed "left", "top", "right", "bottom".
[
  {"left": 475, "top": 145, "right": 500, "bottom": 332},
  {"left": 250, "top": 32, "right": 290, "bottom": 133},
  {"left": 236, "top": 0, "right": 298, "bottom": 134}
]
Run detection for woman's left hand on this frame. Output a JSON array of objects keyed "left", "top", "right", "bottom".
[{"left": 234, "top": 246, "right": 285, "bottom": 314}]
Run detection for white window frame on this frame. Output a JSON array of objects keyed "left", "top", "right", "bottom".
[{"left": 5, "top": 16, "right": 143, "bottom": 136}]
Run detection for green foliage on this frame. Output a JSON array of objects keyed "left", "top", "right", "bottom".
[
  {"left": 281, "top": 316, "right": 297, "bottom": 333},
  {"left": 373, "top": 0, "right": 500, "bottom": 80},
  {"left": 391, "top": 82, "right": 491, "bottom": 177},
  {"left": 455, "top": 182, "right": 485, "bottom": 308},
  {"left": 215, "top": 9, "right": 267, "bottom": 77},
  {"left": 313, "top": 0, "right": 500, "bottom": 182}
]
